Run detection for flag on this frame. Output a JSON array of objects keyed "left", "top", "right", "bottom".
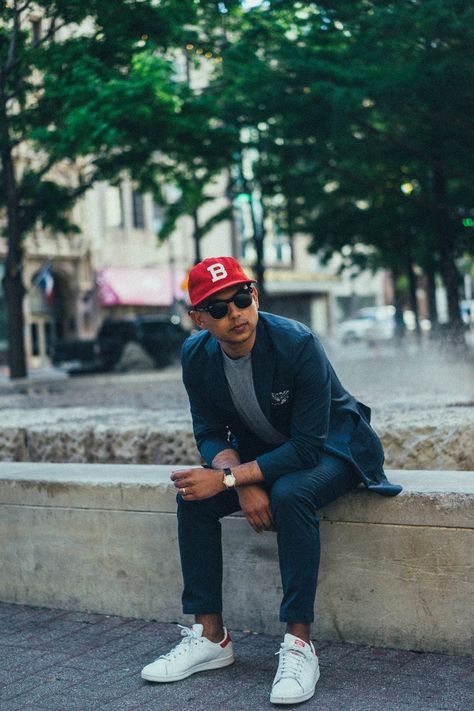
[{"left": 34, "top": 262, "right": 55, "bottom": 306}]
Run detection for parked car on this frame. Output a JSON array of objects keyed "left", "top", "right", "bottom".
[
  {"left": 338, "top": 306, "right": 426, "bottom": 345},
  {"left": 337, "top": 306, "right": 396, "bottom": 344},
  {"left": 461, "top": 299, "right": 474, "bottom": 350},
  {"left": 461, "top": 299, "right": 474, "bottom": 325},
  {"left": 364, "top": 309, "right": 433, "bottom": 344},
  {"left": 51, "top": 315, "right": 189, "bottom": 374}
]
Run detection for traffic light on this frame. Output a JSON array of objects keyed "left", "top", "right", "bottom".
[{"left": 234, "top": 192, "right": 251, "bottom": 203}]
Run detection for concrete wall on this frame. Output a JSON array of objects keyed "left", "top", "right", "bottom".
[{"left": 1, "top": 463, "right": 472, "bottom": 656}]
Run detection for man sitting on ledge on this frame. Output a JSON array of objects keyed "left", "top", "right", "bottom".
[{"left": 141, "top": 256, "right": 402, "bottom": 705}]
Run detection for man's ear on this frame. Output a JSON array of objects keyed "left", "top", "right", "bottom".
[
  {"left": 189, "top": 309, "right": 206, "bottom": 330},
  {"left": 252, "top": 286, "right": 259, "bottom": 309}
]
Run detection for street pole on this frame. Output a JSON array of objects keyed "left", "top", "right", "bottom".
[
  {"left": 247, "top": 192, "right": 265, "bottom": 299},
  {"left": 238, "top": 128, "right": 266, "bottom": 300},
  {"left": 192, "top": 208, "right": 202, "bottom": 264}
]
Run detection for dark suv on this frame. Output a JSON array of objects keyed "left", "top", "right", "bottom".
[
  {"left": 98, "top": 316, "right": 188, "bottom": 370},
  {"left": 52, "top": 315, "right": 189, "bottom": 374}
]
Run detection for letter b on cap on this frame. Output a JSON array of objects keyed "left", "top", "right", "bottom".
[{"left": 207, "top": 263, "right": 228, "bottom": 282}]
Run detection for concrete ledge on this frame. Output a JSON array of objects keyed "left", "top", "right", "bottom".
[{"left": 0, "top": 463, "right": 473, "bottom": 656}]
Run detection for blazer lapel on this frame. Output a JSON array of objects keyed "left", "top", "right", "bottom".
[
  {"left": 251, "top": 319, "right": 276, "bottom": 420},
  {"left": 204, "top": 335, "right": 234, "bottom": 412}
]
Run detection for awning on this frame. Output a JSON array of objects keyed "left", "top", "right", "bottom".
[{"left": 97, "top": 267, "right": 187, "bottom": 307}]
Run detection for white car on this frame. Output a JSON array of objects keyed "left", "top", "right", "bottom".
[{"left": 337, "top": 306, "right": 395, "bottom": 344}]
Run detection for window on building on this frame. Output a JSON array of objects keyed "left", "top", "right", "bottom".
[
  {"left": 30, "top": 322, "right": 40, "bottom": 357},
  {"left": 152, "top": 202, "right": 164, "bottom": 233},
  {"left": 0, "top": 264, "right": 7, "bottom": 351},
  {"left": 265, "top": 222, "right": 293, "bottom": 266},
  {"left": 31, "top": 18, "right": 42, "bottom": 45},
  {"left": 234, "top": 196, "right": 292, "bottom": 266},
  {"left": 106, "top": 185, "right": 124, "bottom": 228},
  {"left": 132, "top": 190, "right": 145, "bottom": 229}
]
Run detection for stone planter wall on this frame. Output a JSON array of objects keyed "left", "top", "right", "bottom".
[{"left": 1, "top": 406, "right": 473, "bottom": 471}]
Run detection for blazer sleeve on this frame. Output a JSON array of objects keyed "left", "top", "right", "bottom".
[
  {"left": 182, "top": 356, "right": 237, "bottom": 465},
  {"left": 256, "top": 334, "right": 331, "bottom": 484}
]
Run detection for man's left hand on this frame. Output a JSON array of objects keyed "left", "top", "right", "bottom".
[{"left": 171, "top": 467, "right": 224, "bottom": 501}]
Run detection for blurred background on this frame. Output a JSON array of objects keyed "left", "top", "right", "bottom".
[{"left": 1, "top": 0, "right": 473, "bottom": 384}]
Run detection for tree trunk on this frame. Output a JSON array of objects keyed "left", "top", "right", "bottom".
[
  {"left": 391, "top": 268, "right": 406, "bottom": 343},
  {"left": 425, "top": 264, "right": 439, "bottom": 328},
  {"left": 432, "top": 162, "right": 464, "bottom": 344},
  {"left": 1, "top": 105, "right": 27, "bottom": 379},
  {"left": 406, "top": 260, "right": 421, "bottom": 337},
  {"left": 438, "top": 248, "right": 463, "bottom": 336}
]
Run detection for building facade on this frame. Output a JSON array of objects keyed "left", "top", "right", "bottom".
[{"left": 1, "top": 168, "right": 388, "bottom": 371}]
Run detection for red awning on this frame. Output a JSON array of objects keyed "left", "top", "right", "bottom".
[{"left": 97, "top": 267, "right": 187, "bottom": 307}]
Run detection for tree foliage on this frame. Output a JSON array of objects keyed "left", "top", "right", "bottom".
[
  {"left": 199, "top": 0, "right": 474, "bottom": 328},
  {"left": 1, "top": 0, "right": 473, "bottom": 378},
  {"left": 0, "top": 0, "right": 230, "bottom": 376}
]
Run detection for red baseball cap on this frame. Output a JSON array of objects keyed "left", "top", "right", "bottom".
[{"left": 188, "top": 256, "right": 256, "bottom": 307}]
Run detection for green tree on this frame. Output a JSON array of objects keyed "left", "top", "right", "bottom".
[
  {"left": 148, "top": 3, "right": 241, "bottom": 265},
  {"left": 151, "top": 69, "right": 238, "bottom": 264},
  {"left": 147, "top": 2, "right": 271, "bottom": 283},
  {"left": 208, "top": 1, "right": 474, "bottom": 337},
  {"left": 0, "top": 0, "right": 221, "bottom": 378}
]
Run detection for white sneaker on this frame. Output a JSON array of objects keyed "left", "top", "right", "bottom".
[
  {"left": 141, "top": 624, "right": 234, "bottom": 683},
  {"left": 270, "top": 633, "right": 320, "bottom": 705}
]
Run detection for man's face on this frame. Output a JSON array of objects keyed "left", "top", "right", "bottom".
[{"left": 190, "top": 284, "right": 259, "bottom": 357}]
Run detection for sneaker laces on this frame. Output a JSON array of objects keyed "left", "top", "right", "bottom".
[
  {"left": 275, "top": 643, "right": 306, "bottom": 681},
  {"left": 158, "top": 625, "right": 202, "bottom": 661}
]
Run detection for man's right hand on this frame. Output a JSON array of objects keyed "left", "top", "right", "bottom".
[{"left": 237, "top": 485, "right": 275, "bottom": 534}]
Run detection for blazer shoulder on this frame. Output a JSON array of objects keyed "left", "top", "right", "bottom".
[
  {"left": 181, "top": 329, "right": 212, "bottom": 365},
  {"left": 258, "top": 312, "right": 320, "bottom": 355}
]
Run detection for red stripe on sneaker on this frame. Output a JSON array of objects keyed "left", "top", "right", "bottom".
[{"left": 220, "top": 629, "right": 232, "bottom": 648}]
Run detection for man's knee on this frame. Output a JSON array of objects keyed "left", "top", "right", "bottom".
[{"left": 270, "top": 473, "right": 311, "bottom": 515}]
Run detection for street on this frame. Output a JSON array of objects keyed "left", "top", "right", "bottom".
[{"left": 1, "top": 337, "right": 473, "bottom": 421}]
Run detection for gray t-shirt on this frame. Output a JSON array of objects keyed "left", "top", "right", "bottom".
[{"left": 221, "top": 348, "right": 287, "bottom": 446}]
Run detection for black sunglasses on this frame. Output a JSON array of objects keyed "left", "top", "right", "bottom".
[{"left": 194, "top": 285, "right": 254, "bottom": 319}]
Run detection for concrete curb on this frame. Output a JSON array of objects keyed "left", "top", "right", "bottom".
[{"left": 1, "top": 464, "right": 472, "bottom": 656}]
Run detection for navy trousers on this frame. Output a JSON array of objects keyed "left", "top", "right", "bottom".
[{"left": 177, "top": 452, "right": 361, "bottom": 623}]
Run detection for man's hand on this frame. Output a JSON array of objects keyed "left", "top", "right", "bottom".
[
  {"left": 237, "top": 485, "right": 275, "bottom": 534},
  {"left": 171, "top": 467, "right": 224, "bottom": 501}
]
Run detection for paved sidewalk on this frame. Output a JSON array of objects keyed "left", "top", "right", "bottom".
[{"left": 0, "top": 603, "right": 472, "bottom": 711}]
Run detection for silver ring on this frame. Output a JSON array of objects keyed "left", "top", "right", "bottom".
[{"left": 181, "top": 487, "right": 187, "bottom": 496}]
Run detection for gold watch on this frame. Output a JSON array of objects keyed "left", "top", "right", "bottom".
[{"left": 223, "top": 467, "right": 236, "bottom": 488}]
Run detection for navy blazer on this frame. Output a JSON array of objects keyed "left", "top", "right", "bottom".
[{"left": 182, "top": 311, "right": 402, "bottom": 497}]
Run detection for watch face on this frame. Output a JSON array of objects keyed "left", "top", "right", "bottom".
[{"left": 224, "top": 474, "right": 236, "bottom": 487}]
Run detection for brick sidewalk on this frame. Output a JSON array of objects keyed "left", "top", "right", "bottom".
[
  {"left": 0, "top": 603, "right": 472, "bottom": 711},
  {"left": 0, "top": 603, "right": 474, "bottom": 711}
]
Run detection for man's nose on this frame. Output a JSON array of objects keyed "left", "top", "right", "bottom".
[{"left": 227, "top": 300, "right": 243, "bottom": 317}]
